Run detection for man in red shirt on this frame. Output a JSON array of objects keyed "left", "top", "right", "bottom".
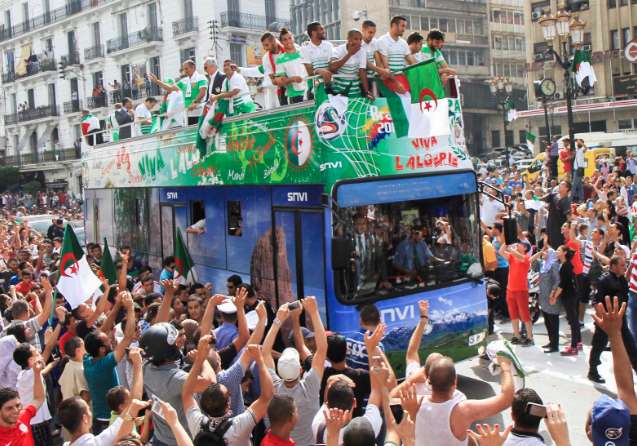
[
  {"left": 0, "top": 359, "right": 45, "bottom": 446},
  {"left": 499, "top": 238, "right": 533, "bottom": 346},
  {"left": 14, "top": 270, "right": 35, "bottom": 297},
  {"left": 261, "top": 395, "right": 298, "bottom": 446}
]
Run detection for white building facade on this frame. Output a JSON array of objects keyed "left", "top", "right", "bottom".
[{"left": 0, "top": 0, "right": 289, "bottom": 194}]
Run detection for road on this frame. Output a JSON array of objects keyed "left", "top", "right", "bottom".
[{"left": 456, "top": 309, "right": 620, "bottom": 445}]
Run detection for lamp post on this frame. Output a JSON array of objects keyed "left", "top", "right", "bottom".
[
  {"left": 489, "top": 76, "right": 513, "bottom": 170},
  {"left": 537, "top": 5, "right": 586, "bottom": 148}
]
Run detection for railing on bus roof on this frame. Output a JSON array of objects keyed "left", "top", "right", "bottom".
[{"left": 81, "top": 75, "right": 461, "bottom": 151}]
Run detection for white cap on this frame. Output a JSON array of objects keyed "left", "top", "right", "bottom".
[
  {"left": 218, "top": 299, "right": 237, "bottom": 314},
  {"left": 245, "top": 310, "right": 259, "bottom": 331},
  {"left": 277, "top": 348, "right": 301, "bottom": 381}
]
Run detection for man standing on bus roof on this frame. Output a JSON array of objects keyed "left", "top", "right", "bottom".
[
  {"left": 345, "top": 303, "right": 385, "bottom": 371},
  {"left": 329, "top": 29, "right": 372, "bottom": 100},
  {"left": 210, "top": 60, "right": 257, "bottom": 117},
  {"left": 300, "top": 22, "right": 334, "bottom": 88},
  {"left": 376, "top": 16, "right": 417, "bottom": 93},
  {"left": 180, "top": 60, "right": 208, "bottom": 126},
  {"left": 360, "top": 20, "right": 391, "bottom": 97},
  {"left": 421, "top": 30, "right": 457, "bottom": 82}
]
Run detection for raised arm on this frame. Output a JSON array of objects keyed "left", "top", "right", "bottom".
[
  {"left": 159, "top": 401, "right": 194, "bottom": 446},
  {"left": 364, "top": 323, "right": 387, "bottom": 408},
  {"left": 41, "top": 311, "right": 64, "bottom": 363},
  {"left": 156, "top": 279, "right": 176, "bottom": 324},
  {"left": 233, "top": 287, "right": 250, "bottom": 351},
  {"left": 117, "top": 251, "right": 129, "bottom": 293},
  {"left": 147, "top": 73, "right": 179, "bottom": 93},
  {"left": 36, "top": 276, "right": 53, "bottom": 327},
  {"left": 243, "top": 301, "right": 267, "bottom": 346},
  {"left": 263, "top": 303, "right": 289, "bottom": 370},
  {"left": 86, "top": 277, "right": 111, "bottom": 327},
  {"left": 183, "top": 335, "right": 216, "bottom": 412},
  {"left": 32, "top": 359, "right": 45, "bottom": 409},
  {"left": 200, "top": 294, "right": 225, "bottom": 337},
  {"left": 247, "top": 344, "right": 274, "bottom": 421},
  {"left": 290, "top": 303, "right": 311, "bottom": 361},
  {"left": 593, "top": 296, "right": 637, "bottom": 413},
  {"left": 113, "top": 292, "right": 135, "bottom": 363},
  {"left": 460, "top": 355, "right": 514, "bottom": 422},
  {"left": 128, "top": 347, "right": 144, "bottom": 400},
  {"left": 406, "top": 300, "right": 429, "bottom": 366},
  {"left": 304, "top": 296, "right": 327, "bottom": 378},
  {"left": 100, "top": 294, "right": 122, "bottom": 334}
]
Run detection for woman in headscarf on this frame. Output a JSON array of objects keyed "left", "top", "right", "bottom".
[{"left": 532, "top": 231, "right": 561, "bottom": 353}]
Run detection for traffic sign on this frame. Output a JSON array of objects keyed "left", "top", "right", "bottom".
[{"left": 626, "top": 39, "right": 637, "bottom": 63}]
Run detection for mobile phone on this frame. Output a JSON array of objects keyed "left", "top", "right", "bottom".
[
  {"left": 390, "top": 403, "right": 404, "bottom": 424},
  {"left": 526, "top": 402, "right": 547, "bottom": 418},
  {"left": 288, "top": 301, "right": 300, "bottom": 311},
  {"left": 151, "top": 395, "right": 165, "bottom": 419}
]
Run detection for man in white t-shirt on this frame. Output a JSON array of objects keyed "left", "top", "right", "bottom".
[
  {"left": 301, "top": 21, "right": 334, "bottom": 92},
  {"left": 329, "top": 29, "right": 371, "bottom": 99},
  {"left": 210, "top": 60, "right": 257, "bottom": 116},
  {"left": 274, "top": 28, "right": 308, "bottom": 103},
  {"left": 134, "top": 97, "right": 157, "bottom": 136},
  {"left": 376, "top": 16, "right": 416, "bottom": 71},
  {"left": 481, "top": 195, "right": 506, "bottom": 227}
]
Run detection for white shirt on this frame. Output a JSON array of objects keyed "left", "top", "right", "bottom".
[
  {"left": 17, "top": 368, "right": 52, "bottom": 424},
  {"left": 300, "top": 40, "right": 334, "bottom": 72},
  {"left": 0, "top": 335, "right": 20, "bottom": 389},
  {"left": 331, "top": 44, "right": 367, "bottom": 76},
  {"left": 481, "top": 197, "right": 506, "bottom": 227},
  {"left": 362, "top": 38, "right": 378, "bottom": 76},
  {"left": 574, "top": 147, "right": 586, "bottom": 170},
  {"left": 376, "top": 33, "right": 410, "bottom": 71},
  {"left": 134, "top": 104, "right": 152, "bottom": 136},
  {"left": 64, "top": 418, "right": 123, "bottom": 446}
]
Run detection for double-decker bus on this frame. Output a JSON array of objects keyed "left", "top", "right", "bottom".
[{"left": 82, "top": 77, "right": 487, "bottom": 373}]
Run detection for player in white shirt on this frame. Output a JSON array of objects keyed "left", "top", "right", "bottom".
[
  {"left": 329, "top": 29, "right": 372, "bottom": 99},
  {"left": 274, "top": 28, "right": 308, "bottom": 103},
  {"left": 360, "top": 20, "right": 391, "bottom": 97},
  {"left": 300, "top": 21, "right": 333, "bottom": 97},
  {"left": 210, "top": 60, "right": 257, "bottom": 116},
  {"left": 259, "top": 32, "right": 287, "bottom": 108},
  {"left": 407, "top": 32, "right": 427, "bottom": 63},
  {"left": 134, "top": 97, "right": 157, "bottom": 136},
  {"left": 376, "top": 16, "right": 417, "bottom": 93}
]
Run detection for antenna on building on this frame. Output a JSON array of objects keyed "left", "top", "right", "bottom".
[{"left": 207, "top": 19, "right": 221, "bottom": 61}]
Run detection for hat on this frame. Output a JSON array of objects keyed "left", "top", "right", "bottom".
[
  {"left": 245, "top": 310, "right": 259, "bottom": 331},
  {"left": 287, "top": 327, "right": 315, "bottom": 344},
  {"left": 592, "top": 395, "right": 630, "bottom": 446},
  {"left": 218, "top": 299, "right": 237, "bottom": 314},
  {"left": 277, "top": 347, "right": 301, "bottom": 381}
]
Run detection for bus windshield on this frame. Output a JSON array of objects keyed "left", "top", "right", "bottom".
[{"left": 332, "top": 193, "right": 480, "bottom": 302}]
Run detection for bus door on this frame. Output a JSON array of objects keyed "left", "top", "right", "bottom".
[
  {"left": 159, "top": 202, "right": 188, "bottom": 259},
  {"left": 270, "top": 187, "right": 326, "bottom": 319}
]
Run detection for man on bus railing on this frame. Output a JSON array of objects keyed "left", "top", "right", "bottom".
[
  {"left": 421, "top": 30, "right": 457, "bottom": 84},
  {"left": 375, "top": 15, "right": 417, "bottom": 94},
  {"left": 360, "top": 20, "right": 392, "bottom": 98},
  {"left": 301, "top": 22, "right": 334, "bottom": 99},
  {"left": 209, "top": 60, "right": 257, "bottom": 117},
  {"left": 329, "top": 29, "right": 372, "bottom": 100}
]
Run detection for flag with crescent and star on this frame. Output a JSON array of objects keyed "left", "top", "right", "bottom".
[
  {"left": 377, "top": 59, "right": 450, "bottom": 139},
  {"left": 174, "top": 228, "right": 196, "bottom": 284},
  {"left": 56, "top": 225, "right": 102, "bottom": 309}
]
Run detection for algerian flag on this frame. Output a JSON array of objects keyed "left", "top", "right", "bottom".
[
  {"left": 505, "top": 98, "right": 517, "bottom": 122},
  {"left": 56, "top": 225, "right": 102, "bottom": 309},
  {"left": 196, "top": 102, "right": 226, "bottom": 158},
  {"left": 572, "top": 48, "right": 596, "bottom": 88},
  {"left": 99, "top": 237, "right": 117, "bottom": 285},
  {"left": 174, "top": 228, "right": 196, "bottom": 284},
  {"left": 81, "top": 114, "right": 100, "bottom": 135},
  {"left": 525, "top": 131, "right": 536, "bottom": 152},
  {"left": 377, "top": 59, "right": 449, "bottom": 139}
]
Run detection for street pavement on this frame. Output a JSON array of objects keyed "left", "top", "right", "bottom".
[{"left": 456, "top": 309, "right": 620, "bottom": 445}]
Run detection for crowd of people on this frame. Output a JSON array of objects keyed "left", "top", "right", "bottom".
[
  {"left": 81, "top": 17, "right": 457, "bottom": 146},
  {"left": 2, "top": 141, "right": 637, "bottom": 445}
]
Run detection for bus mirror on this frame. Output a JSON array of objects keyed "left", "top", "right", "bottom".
[{"left": 332, "top": 238, "right": 353, "bottom": 269}]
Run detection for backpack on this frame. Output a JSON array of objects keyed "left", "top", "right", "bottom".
[{"left": 193, "top": 417, "right": 233, "bottom": 446}]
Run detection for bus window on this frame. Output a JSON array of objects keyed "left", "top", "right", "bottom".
[
  {"left": 228, "top": 201, "right": 243, "bottom": 237},
  {"left": 187, "top": 200, "right": 206, "bottom": 234},
  {"left": 332, "top": 194, "right": 480, "bottom": 302}
]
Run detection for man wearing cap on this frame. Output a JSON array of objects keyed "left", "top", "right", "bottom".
[
  {"left": 263, "top": 296, "right": 327, "bottom": 446},
  {"left": 214, "top": 298, "right": 238, "bottom": 350},
  {"left": 588, "top": 395, "right": 631, "bottom": 446}
]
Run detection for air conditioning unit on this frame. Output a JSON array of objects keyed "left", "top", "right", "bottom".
[
  {"left": 531, "top": 10, "right": 542, "bottom": 21},
  {"left": 579, "top": 1, "right": 589, "bottom": 10}
]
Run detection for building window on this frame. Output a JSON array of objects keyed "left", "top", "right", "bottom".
[
  {"left": 230, "top": 43, "right": 243, "bottom": 65},
  {"left": 519, "top": 130, "right": 526, "bottom": 144},
  {"left": 619, "top": 119, "right": 633, "bottom": 130},
  {"left": 180, "top": 47, "right": 195, "bottom": 64},
  {"left": 611, "top": 30, "right": 620, "bottom": 50},
  {"left": 493, "top": 36, "right": 502, "bottom": 49},
  {"left": 514, "top": 12, "right": 523, "bottom": 25},
  {"left": 622, "top": 28, "right": 630, "bottom": 47},
  {"left": 608, "top": 0, "right": 616, "bottom": 7},
  {"left": 492, "top": 130, "right": 501, "bottom": 147}
]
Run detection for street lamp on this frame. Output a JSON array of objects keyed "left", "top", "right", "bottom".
[
  {"left": 489, "top": 76, "right": 513, "bottom": 170},
  {"left": 536, "top": 4, "right": 586, "bottom": 150}
]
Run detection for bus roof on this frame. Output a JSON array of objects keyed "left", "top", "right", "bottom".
[{"left": 83, "top": 84, "right": 473, "bottom": 192}]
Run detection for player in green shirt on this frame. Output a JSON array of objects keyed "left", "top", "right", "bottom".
[{"left": 421, "top": 30, "right": 457, "bottom": 83}]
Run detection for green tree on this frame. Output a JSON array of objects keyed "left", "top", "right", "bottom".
[
  {"left": 21, "top": 180, "right": 43, "bottom": 196},
  {"left": 0, "top": 166, "right": 20, "bottom": 192}
]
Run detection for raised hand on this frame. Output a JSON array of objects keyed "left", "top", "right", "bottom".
[
  {"left": 40, "top": 276, "right": 52, "bottom": 294},
  {"left": 301, "top": 296, "right": 318, "bottom": 314},
  {"left": 399, "top": 384, "right": 418, "bottom": 420},
  {"left": 275, "top": 303, "right": 290, "bottom": 322},
  {"left": 466, "top": 424, "right": 512, "bottom": 446},
  {"left": 364, "top": 323, "right": 386, "bottom": 354},
  {"left": 128, "top": 347, "right": 143, "bottom": 367},
  {"left": 592, "top": 295, "right": 625, "bottom": 336},
  {"left": 545, "top": 404, "right": 570, "bottom": 446},
  {"left": 159, "top": 400, "right": 178, "bottom": 424},
  {"left": 235, "top": 286, "right": 247, "bottom": 309},
  {"left": 418, "top": 300, "right": 429, "bottom": 319},
  {"left": 255, "top": 300, "right": 267, "bottom": 321},
  {"left": 55, "top": 306, "right": 67, "bottom": 322},
  {"left": 161, "top": 279, "right": 175, "bottom": 295}
]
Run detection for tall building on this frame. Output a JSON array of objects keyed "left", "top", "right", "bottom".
[
  {"left": 519, "top": 0, "right": 637, "bottom": 147},
  {"left": 0, "top": 0, "right": 289, "bottom": 194},
  {"left": 487, "top": 0, "right": 526, "bottom": 86}
]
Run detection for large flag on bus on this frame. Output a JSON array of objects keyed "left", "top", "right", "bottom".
[
  {"left": 56, "top": 225, "right": 102, "bottom": 309},
  {"left": 174, "top": 228, "right": 196, "bottom": 283},
  {"left": 99, "top": 237, "right": 117, "bottom": 285},
  {"left": 377, "top": 60, "right": 449, "bottom": 139}
]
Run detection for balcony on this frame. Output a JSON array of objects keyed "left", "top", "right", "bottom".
[
  {"left": 61, "top": 51, "right": 80, "bottom": 66},
  {"left": 40, "top": 147, "right": 81, "bottom": 162},
  {"left": 109, "top": 83, "right": 162, "bottom": 102},
  {"left": 84, "top": 45, "right": 104, "bottom": 60},
  {"left": 2, "top": 71, "right": 15, "bottom": 83},
  {"left": 86, "top": 95, "right": 107, "bottom": 109},
  {"left": 4, "top": 114, "right": 17, "bottom": 125},
  {"left": 172, "top": 17, "right": 198, "bottom": 38},
  {"left": 0, "top": 0, "right": 117, "bottom": 43},
  {"left": 219, "top": 11, "right": 290, "bottom": 30},
  {"left": 15, "top": 57, "right": 57, "bottom": 81},
  {"left": 107, "top": 27, "right": 163, "bottom": 54},
  {"left": 13, "top": 105, "right": 59, "bottom": 122},
  {"left": 63, "top": 100, "right": 82, "bottom": 113}
]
